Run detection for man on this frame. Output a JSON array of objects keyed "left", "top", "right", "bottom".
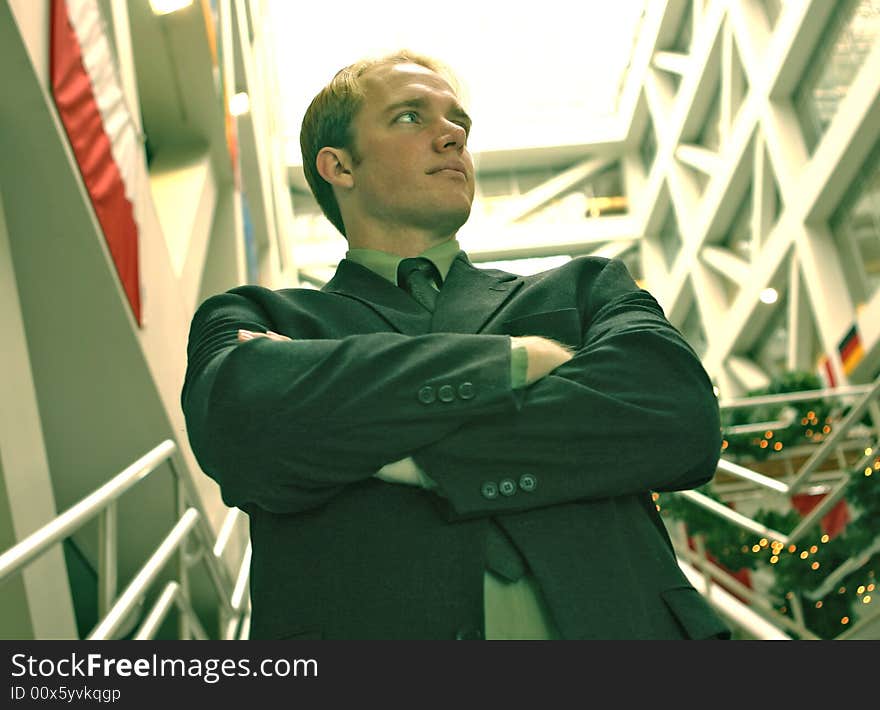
[{"left": 181, "top": 51, "right": 731, "bottom": 640}]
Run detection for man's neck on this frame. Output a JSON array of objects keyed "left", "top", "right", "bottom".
[{"left": 344, "top": 221, "right": 458, "bottom": 258}]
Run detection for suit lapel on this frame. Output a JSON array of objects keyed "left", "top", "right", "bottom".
[
  {"left": 322, "top": 259, "right": 431, "bottom": 335},
  {"left": 432, "top": 253, "right": 523, "bottom": 334}
]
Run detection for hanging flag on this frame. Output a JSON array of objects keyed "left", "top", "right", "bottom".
[
  {"left": 50, "top": 0, "right": 142, "bottom": 325},
  {"left": 791, "top": 492, "right": 850, "bottom": 540},
  {"left": 837, "top": 325, "right": 863, "bottom": 376},
  {"left": 816, "top": 354, "right": 836, "bottom": 388}
]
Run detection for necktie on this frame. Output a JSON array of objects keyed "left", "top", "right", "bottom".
[{"left": 397, "top": 257, "right": 441, "bottom": 312}]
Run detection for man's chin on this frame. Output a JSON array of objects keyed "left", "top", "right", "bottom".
[{"left": 423, "top": 205, "right": 472, "bottom": 235}]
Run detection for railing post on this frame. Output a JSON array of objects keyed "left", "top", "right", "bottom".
[
  {"left": 175, "top": 473, "right": 190, "bottom": 640},
  {"left": 693, "top": 534, "right": 713, "bottom": 595},
  {"left": 97, "top": 502, "right": 118, "bottom": 621},
  {"left": 787, "top": 591, "right": 806, "bottom": 632}
]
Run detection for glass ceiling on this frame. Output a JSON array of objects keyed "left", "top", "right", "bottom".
[{"left": 266, "top": 0, "right": 649, "bottom": 166}]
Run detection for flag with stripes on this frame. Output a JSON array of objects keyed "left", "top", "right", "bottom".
[
  {"left": 50, "top": 0, "right": 142, "bottom": 325},
  {"left": 837, "top": 325, "right": 863, "bottom": 376}
]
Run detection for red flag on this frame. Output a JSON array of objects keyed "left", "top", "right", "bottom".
[
  {"left": 50, "top": 0, "right": 142, "bottom": 324},
  {"left": 791, "top": 493, "right": 850, "bottom": 539}
]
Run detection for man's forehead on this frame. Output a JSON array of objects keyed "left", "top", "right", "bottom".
[{"left": 362, "top": 62, "right": 459, "bottom": 103}]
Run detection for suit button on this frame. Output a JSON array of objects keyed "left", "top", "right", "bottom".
[
  {"left": 458, "top": 382, "right": 475, "bottom": 399},
  {"left": 418, "top": 386, "right": 435, "bottom": 404},
  {"left": 481, "top": 482, "right": 498, "bottom": 499},
  {"left": 519, "top": 474, "right": 537, "bottom": 492},
  {"left": 438, "top": 384, "right": 455, "bottom": 402},
  {"left": 499, "top": 478, "right": 517, "bottom": 496},
  {"left": 455, "top": 628, "right": 483, "bottom": 640}
]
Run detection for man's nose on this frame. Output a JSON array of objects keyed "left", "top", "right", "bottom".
[{"left": 432, "top": 120, "right": 467, "bottom": 152}]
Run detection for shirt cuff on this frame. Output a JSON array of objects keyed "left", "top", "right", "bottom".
[{"left": 510, "top": 342, "right": 529, "bottom": 389}]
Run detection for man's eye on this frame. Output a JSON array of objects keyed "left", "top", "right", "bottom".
[{"left": 396, "top": 111, "right": 418, "bottom": 124}]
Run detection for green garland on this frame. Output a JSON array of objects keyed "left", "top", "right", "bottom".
[
  {"left": 660, "top": 370, "right": 880, "bottom": 639},
  {"left": 721, "top": 371, "right": 834, "bottom": 460}
]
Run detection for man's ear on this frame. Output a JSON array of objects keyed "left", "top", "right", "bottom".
[{"left": 316, "top": 147, "right": 354, "bottom": 189}]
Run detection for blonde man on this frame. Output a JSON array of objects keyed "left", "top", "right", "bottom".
[{"left": 182, "top": 51, "right": 729, "bottom": 640}]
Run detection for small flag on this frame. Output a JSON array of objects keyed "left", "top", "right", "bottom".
[
  {"left": 817, "top": 354, "right": 836, "bottom": 388},
  {"left": 837, "top": 325, "right": 864, "bottom": 376}
]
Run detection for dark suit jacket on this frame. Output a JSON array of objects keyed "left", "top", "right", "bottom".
[{"left": 181, "top": 252, "right": 731, "bottom": 639}]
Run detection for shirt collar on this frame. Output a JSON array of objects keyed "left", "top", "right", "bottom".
[{"left": 345, "top": 238, "right": 464, "bottom": 286}]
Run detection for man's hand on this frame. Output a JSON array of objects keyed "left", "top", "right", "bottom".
[
  {"left": 238, "top": 329, "right": 292, "bottom": 343},
  {"left": 374, "top": 457, "right": 438, "bottom": 490},
  {"left": 511, "top": 336, "right": 574, "bottom": 385}
]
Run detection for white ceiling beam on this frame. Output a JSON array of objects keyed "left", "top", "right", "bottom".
[
  {"left": 700, "top": 245, "right": 751, "bottom": 284},
  {"left": 492, "top": 157, "right": 616, "bottom": 224},
  {"left": 726, "top": 355, "right": 771, "bottom": 393},
  {"left": 652, "top": 51, "right": 691, "bottom": 76},
  {"left": 675, "top": 143, "right": 721, "bottom": 176},
  {"left": 461, "top": 215, "right": 638, "bottom": 261}
]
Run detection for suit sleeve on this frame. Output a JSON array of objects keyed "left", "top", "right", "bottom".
[
  {"left": 412, "top": 258, "right": 723, "bottom": 518},
  {"left": 180, "top": 289, "right": 520, "bottom": 514}
]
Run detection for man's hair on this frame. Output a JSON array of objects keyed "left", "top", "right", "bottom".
[{"left": 299, "top": 50, "right": 461, "bottom": 237}]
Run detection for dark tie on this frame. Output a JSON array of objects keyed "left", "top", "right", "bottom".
[
  {"left": 397, "top": 257, "right": 441, "bottom": 311},
  {"left": 398, "top": 256, "right": 527, "bottom": 581}
]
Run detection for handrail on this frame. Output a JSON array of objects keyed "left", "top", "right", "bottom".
[
  {"left": 0, "top": 440, "right": 175, "bottom": 583},
  {"left": 670, "top": 376, "right": 880, "bottom": 639},
  {"left": 786, "top": 377, "right": 880, "bottom": 494},
  {"left": 718, "top": 384, "right": 873, "bottom": 410},
  {"left": 224, "top": 542, "right": 252, "bottom": 640},
  {"left": 90, "top": 509, "right": 200, "bottom": 640},
  {"left": 677, "top": 490, "right": 789, "bottom": 542},
  {"left": 0, "top": 439, "right": 250, "bottom": 640},
  {"left": 716, "top": 458, "right": 790, "bottom": 493},
  {"left": 135, "top": 582, "right": 182, "bottom": 640}
]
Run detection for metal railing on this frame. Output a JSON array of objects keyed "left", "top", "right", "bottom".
[
  {"left": 668, "top": 375, "right": 880, "bottom": 639},
  {"left": 0, "top": 440, "right": 251, "bottom": 640}
]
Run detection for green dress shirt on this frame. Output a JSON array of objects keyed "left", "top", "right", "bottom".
[{"left": 345, "top": 239, "right": 561, "bottom": 640}]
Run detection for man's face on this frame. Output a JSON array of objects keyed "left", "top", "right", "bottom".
[{"left": 345, "top": 62, "right": 475, "bottom": 236}]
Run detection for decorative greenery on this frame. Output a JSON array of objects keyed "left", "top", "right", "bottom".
[
  {"left": 720, "top": 371, "right": 835, "bottom": 460},
  {"left": 660, "top": 370, "right": 880, "bottom": 639}
]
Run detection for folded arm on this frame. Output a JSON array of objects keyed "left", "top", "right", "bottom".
[
  {"left": 180, "top": 289, "right": 521, "bottom": 513},
  {"left": 410, "top": 259, "right": 722, "bottom": 518}
]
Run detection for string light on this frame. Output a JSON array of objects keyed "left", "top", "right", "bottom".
[
  {"left": 800, "top": 551, "right": 809, "bottom": 559},
  {"left": 863, "top": 595, "right": 872, "bottom": 604},
  {"left": 810, "top": 546, "right": 818, "bottom": 553},
  {"left": 811, "top": 562, "right": 820, "bottom": 570},
  {"left": 841, "top": 617, "right": 849, "bottom": 625},
  {"left": 815, "top": 601, "right": 823, "bottom": 609},
  {"left": 821, "top": 535, "right": 829, "bottom": 543},
  {"left": 857, "top": 585, "right": 865, "bottom": 594}
]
